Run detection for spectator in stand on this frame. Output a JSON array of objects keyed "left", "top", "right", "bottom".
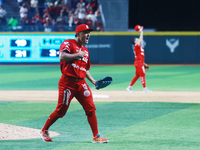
[
  {"left": 17, "top": 0, "right": 24, "bottom": 7},
  {"left": 68, "top": 9, "right": 75, "bottom": 27},
  {"left": 30, "top": 0, "right": 38, "bottom": 11},
  {"left": 54, "top": 2, "right": 62, "bottom": 20},
  {"left": 8, "top": 16, "right": 19, "bottom": 31},
  {"left": 28, "top": 2, "right": 37, "bottom": 20},
  {"left": 95, "top": 7, "right": 103, "bottom": 31},
  {"left": 43, "top": 8, "right": 51, "bottom": 21},
  {"left": 43, "top": 10, "right": 52, "bottom": 32},
  {"left": 85, "top": 17, "right": 93, "bottom": 28},
  {"left": 48, "top": 2, "right": 56, "bottom": 20},
  {"left": 51, "top": 19, "right": 58, "bottom": 31},
  {"left": 32, "top": 12, "right": 42, "bottom": 25},
  {"left": 56, "top": 11, "right": 66, "bottom": 24},
  {"left": 32, "top": 12, "right": 43, "bottom": 31},
  {"left": 94, "top": 7, "right": 101, "bottom": 21},
  {"left": 0, "top": 6, "right": 7, "bottom": 26},
  {"left": 22, "top": 15, "right": 31, "bottom": 31},
  {"left": 54, "top": 0, "right": 62, "bottom": 6},
  {"left": 19, "top": 3, "right": 28, "bottom": 20},
  {"left": 44, "top": 0, "right": 50, "bottom": 8},
  {"left": 61, "top": 4, "right": 69, "bottom": 16},
  {"left": 75, "top": 2, "right": 86, "bottom": 25},
  {"left": 0, "top": 6, "right": 7, "bottom": 18},
  {"left": 30, "top": 0, "right": 38, "bottom": 7},
  {"left": 85, "top": 3, "right": 93, "bottom": 14},
  {"left": 43, "top": 17, "right": 52, "bottom": 32},
  {"left": 63, "top": 0, "right": 69, "bottom": 5},
  {"left": 74, "top": 2, "right": 81, "bottom": 14},
  {"left": 85, "top": 10, "right": 96, "bottom": 29},
  {"left": 73, "top": 12, "right": 81, "bottom": 26},
  {"left": 56, "top": 11, "right": 66, "bottom": 31},
  {"left": 61, "top": 4, "right": 69, "bottom": 24}
]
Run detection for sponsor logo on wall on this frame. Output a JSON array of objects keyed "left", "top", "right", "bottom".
[
  {"left": 166, "top": 39, "right": 179, "bottom": 53},
  {"left": 85, "top": 44, "right": 111, "bottom": 48}
]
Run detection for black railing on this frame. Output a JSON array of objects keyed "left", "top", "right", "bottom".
[{"left": 1, "top": 24, "right": 99, "bottom": 32}]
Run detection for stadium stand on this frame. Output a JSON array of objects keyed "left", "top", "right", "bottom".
[{"left": 0, "top": 0, "right": 104, "bottom": 32}]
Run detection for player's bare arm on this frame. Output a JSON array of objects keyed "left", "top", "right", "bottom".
[
  {"left": 137, "top": 28, "right": 143, "bottom": 46},
  {"left": 59, "top": 49, "right": 85, "bottom": 62},
  {"left": 86, "top": 70, "right": 97, "bottom": 85}
]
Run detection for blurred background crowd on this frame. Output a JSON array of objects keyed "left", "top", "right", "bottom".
[
  {"left": 0, "top": 0, "right": 104, "bottom": 32},
  {"left": 1, "top": 0, "right": 196, "bottom": 32}
]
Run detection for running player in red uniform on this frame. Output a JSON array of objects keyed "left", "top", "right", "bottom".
[
  {"left": 38, "top": 24, "right": 109, "bottom": 143},
  {"left": 127, "top": 25, "right": 152, "bottom": 93}
]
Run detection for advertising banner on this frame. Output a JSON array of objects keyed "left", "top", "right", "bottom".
[{"left": 0, "top": 33, "right": 199, "bottom": 64}]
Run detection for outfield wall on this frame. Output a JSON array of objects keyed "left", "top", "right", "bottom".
[{"left": 0, "top": 32, "right": 199, "bottom": 64}]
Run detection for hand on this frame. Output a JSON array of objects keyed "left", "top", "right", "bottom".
[
  {"left": 77, "top": 48, "right": 85, "bottom": 58},
  {"left": 139, "top": 27, "right": 143, "bottom": 32},
  {"left": 92, "top": 80, "right": 97, "bottom": 85}
]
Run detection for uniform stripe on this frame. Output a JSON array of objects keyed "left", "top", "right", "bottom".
[
  {"left": 63, "top": 90, "right": 66, "bottom": 105},
  {"left": 63, "top": 89, "right": 71, "bottom": 105},
  {"left": 142, "top": 66, "right": 145, "bottom": 73}
]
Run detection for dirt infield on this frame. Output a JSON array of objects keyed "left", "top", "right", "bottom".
[
  {"left": 0, "top": 123, "right": 60, "bottom": 141},
  {"left": 0, "top": 90, "right": 200, "bottom": 141},
  {"left": 0, "top": 90, "right": 200, "bottom": 103}
]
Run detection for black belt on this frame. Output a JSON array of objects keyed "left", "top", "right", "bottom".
[{"left": 64, "top": 76, "right": 84, "bottom": 82}]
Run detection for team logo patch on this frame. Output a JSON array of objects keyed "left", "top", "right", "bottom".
[{"left": 83, "top": 90, "right": 90, "bottom": 97}]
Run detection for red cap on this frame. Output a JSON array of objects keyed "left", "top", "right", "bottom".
[
  {"left": 134, "top": 25, "right": 143, "bottom": 31},
  {"left": 75, "top": 24, "right": 93, "bottom": 34}
]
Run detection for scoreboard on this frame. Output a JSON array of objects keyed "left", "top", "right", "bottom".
[{"left": 0, "top": 34, "right": 75, "bottom": 63}]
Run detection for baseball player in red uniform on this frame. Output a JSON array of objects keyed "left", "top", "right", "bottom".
[
  {"left": 127, "top": 25, "right": 152, "bottom": 93},
  {"left": 39, "top": 24, "right": 109, "bottom": 143}
]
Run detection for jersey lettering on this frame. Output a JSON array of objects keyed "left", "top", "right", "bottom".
[
  {"left": 71, "top": 63, "right": 86, "bottom": 72},
  {"left": 59, "top": 39, "right": 90, "bottom": 78},
  {"left": 82, "top": 57, "right": 88, "bottom": 63}
]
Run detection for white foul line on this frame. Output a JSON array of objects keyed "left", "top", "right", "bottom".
[{"left": 93, "top": 94, "right": 109, "bottom": 98}]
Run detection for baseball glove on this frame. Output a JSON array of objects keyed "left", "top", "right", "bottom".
[
  {"left": 95, "top": 76, "right": 113, "bottom": 90},
  {"left": 144, "top": 63, "right": 149, "bottom": 72}
]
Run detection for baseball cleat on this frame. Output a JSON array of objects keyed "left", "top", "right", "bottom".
[
  {"left": 92, "top": 134, "right": 109, "bottom": 143},
  {"left": 126, "top": 86, "right": 135, "bottom": 92},
  {"left": 143, "top": 87, "right": 152, "bottom": 93},
  {"left": 38, "top": 130, "right": 53, "bottom": 142}
]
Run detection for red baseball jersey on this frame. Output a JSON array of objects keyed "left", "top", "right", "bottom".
[
  {"left": 133, "top": 44, "right": 145, "bottom": 61},
  {"left": 59, "top": 39, "right": 91, "bottom": 78}
]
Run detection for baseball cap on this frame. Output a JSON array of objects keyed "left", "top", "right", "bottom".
[
  {"left": 134, "top": 25, "right": 143, "bottom": 31},
  {"left": 75, "top": 24, "right": 93, "bottom": 34}
]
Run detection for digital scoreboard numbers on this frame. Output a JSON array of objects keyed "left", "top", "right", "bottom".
[
  {"left": 10, "top": 39, "right": 31, "bottom": 47},
  {"left": 10, "top": 50, "right": 31, "bottom": 57},
  {"left": 41, "top": 49, "right": 59, "bottom": 57},
  {"left": 10, "top": 39, "right": 31, "bottom": 58},
  {"left": 0, "top": 35, "right": 74, "bottom": 63}
]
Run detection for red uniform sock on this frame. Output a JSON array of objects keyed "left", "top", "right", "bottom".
[
  {"left": 141, "top": 75, "right": 146, "bottom": 88},
  {"left": 42, "top": 111, "right": 59, "bottom": 131},
  {"left": 87, "top": 113, "right": 98, "bottom": 137},
  {"left": 130, "top": 75, "right": 140, "bottom": 86}
]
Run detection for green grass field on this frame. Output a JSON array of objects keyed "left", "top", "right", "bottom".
[{"left": 0, "top": 65, "right": 200, "bottom": 150}]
